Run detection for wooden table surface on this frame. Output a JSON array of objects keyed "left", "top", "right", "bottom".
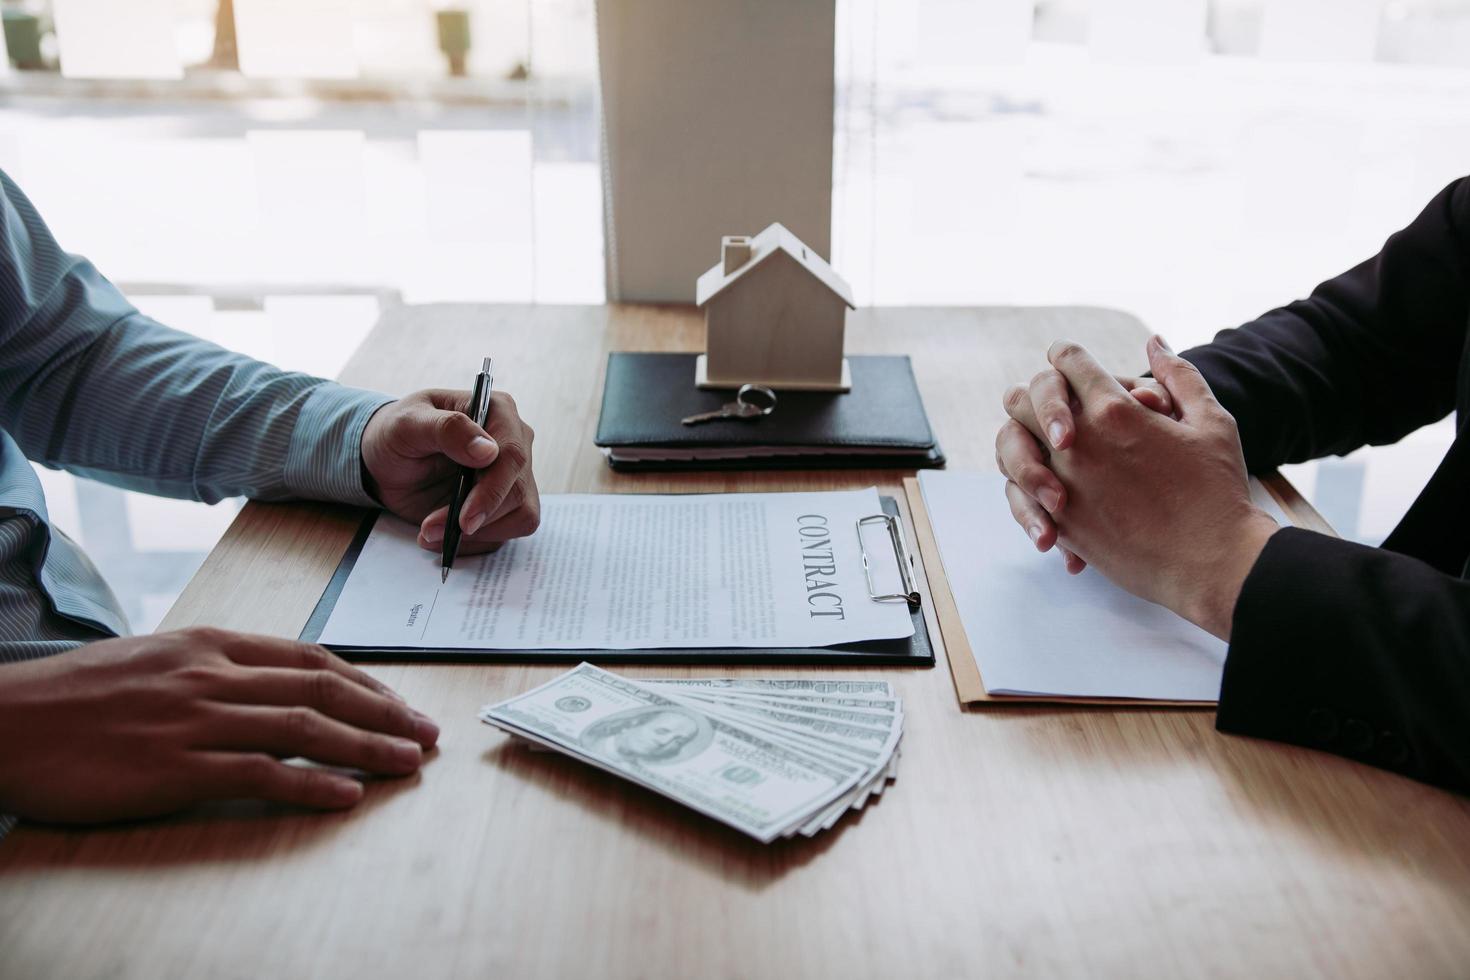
[{"left": 3, "top": 304, "right": 1468, "bottom": 980}]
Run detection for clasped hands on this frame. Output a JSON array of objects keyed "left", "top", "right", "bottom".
[{"left": 994, "top": 335, "right": 1280, "bottom": 642}]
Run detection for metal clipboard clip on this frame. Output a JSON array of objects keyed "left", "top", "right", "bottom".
[{"left": 856, "top": 513, "right": 921, "bottom": 610}]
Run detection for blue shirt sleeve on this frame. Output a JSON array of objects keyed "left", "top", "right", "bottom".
[{"left": 0, "top": 169, "right": 392, "bottom": 506}]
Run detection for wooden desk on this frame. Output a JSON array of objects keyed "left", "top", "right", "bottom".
[{"left": 2, "top": 305, "right": 1468, "bottom": 979}]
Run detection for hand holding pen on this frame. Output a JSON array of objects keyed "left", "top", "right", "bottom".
[{"left": 358, "top": 361, "right": 543, "bottom": 564}]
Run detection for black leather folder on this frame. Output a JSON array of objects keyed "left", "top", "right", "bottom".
[
  {"left": 593, "top": 352, "right": 945, "bottom": 471},
  {"left": 300, "top": 495, "right": 934, "bottom": 667}
]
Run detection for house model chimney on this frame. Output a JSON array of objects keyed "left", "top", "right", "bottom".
[{"left": 722, "top": 236, "right": 753, "bottom": 274}]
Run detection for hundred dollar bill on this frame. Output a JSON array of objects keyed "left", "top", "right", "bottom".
[
  {"left": 686, "top": 697, "right": 891, "bottom": 774},
  {"left": 800, "top": 749, "right": 904, "bottom": 835},
  {"left": 672, "top": 694, "right": 904, "bottom": 837},
  {"left": 479, "top": 663, "right": 865, "bottom": 842},
  {"left": 670, "top": 691, "right": 903, "bottom": 717},
  {"left": 673, "top": 696, "right": 893, "bottom": 775},
  {"left": 679, "top": 690, "right": 902, "bottom": 727},
  {"left": 794, "top": 748, "right": 906, "bottom": 837},
  {"left": 703, "top": 691, "right": 904, "bottom": 714},
  {"left": 651, "top": 684, "right": 901, "bottom": 726},
  {"left": 645, "top": 678, "right": 894, "bottom": 699},
  {"left": 674, "top": 691, "right": 902, "bottom": 763}
]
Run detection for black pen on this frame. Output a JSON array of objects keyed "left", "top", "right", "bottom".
[{"left": 442, "top": 357, "right": 494, "bottom": 582}]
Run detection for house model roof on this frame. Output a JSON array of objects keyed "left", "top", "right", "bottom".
[{"left": 695, "top": 222, "right": 856, "bottom": 309}]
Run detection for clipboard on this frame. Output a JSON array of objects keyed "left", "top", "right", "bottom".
[
  {"left": 300, "top": 494, "right": 936, "bottom": 667},
  {"left": 901, "top": 477, "right": 1215, "bottom": 708}
]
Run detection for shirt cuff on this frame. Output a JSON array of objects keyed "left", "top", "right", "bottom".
[{"left": 284, "top": 383, "right": 394, "bottom": 508}]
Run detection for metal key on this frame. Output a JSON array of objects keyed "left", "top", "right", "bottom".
[{"left": 681, "top": 383, "right": 778, "bottom": 426}]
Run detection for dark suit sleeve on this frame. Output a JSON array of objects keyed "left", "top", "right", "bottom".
[
  {"left": 1188, "top": 178, "right": 1470, "bottom": 793},
  {"left": 1220, "top": 528, "right": 1470, "bottom": 793},
  {"left": 1182, "top": 177, "right": 1470, "bottom": 474}
]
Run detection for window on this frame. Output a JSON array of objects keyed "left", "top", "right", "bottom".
[
  {"left": 834, "top": 0, "right": 1470, "bottom": 541},
  {"left": 2, "top": 0, "right": 602, "bottom": 630}
]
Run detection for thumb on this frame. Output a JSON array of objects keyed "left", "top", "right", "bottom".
[
  {"left": 1145, "top": 335, "right": 1214, "bottom": 422},
  {"left": 406, "top": 404, "right": 499, "bottom": 468}
]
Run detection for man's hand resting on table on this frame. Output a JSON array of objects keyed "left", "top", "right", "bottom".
[
  {"left": 0, "top": 630, "right": 438, "bottom": 823},
  {"left": 993, "top": 335, "right": 1282, "bottom": 641},
  {"left": 361, "top": 388, "right": 541, "bottom": 555},
  {"left": 0, "top": 385, "right": 541, "bottom": 826}
]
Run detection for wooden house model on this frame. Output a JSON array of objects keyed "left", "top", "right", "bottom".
[{"left": 694, "top": 222, "right": 856, "bottom": 391}]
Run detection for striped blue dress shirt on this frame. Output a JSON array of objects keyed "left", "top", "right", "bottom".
[{"left": 0, "top": 170, "right": 394, "bottom": 838}]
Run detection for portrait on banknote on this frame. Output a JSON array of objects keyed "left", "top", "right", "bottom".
[{"left": 580, "top": 707, "right": 713, "bottom": 765}]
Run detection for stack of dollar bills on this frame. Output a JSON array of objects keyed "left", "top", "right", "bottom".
[{"left": 478, "top": 662, "right": 903, "bottom": 843}]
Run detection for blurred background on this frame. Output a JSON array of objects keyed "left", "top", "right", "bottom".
[{"left": 0, "top": 0, "right": 1467, "bottom": 630}]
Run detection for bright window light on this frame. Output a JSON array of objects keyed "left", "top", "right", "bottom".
[{"left": 52, "top": 0, "right": 183, "bottom": 79}]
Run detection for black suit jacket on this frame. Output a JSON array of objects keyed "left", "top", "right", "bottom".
[{"left": 1183, "top": 177, "right": 1470, "bottom": 794}]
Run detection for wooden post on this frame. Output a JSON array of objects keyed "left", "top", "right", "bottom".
[{"left": 596, "top": 0, "right": 836, "bottom": 302}]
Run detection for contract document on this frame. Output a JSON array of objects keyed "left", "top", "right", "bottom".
[
  {"left": 317, "top": 488, "right": 915, "bottom": 651},
  {"left": 919, "top": 470, "right": 1293, "bottom": 701}
]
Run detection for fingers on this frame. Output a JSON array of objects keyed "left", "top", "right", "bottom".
[
  {"left": 457, "top": 464, "right": 526, "bottom": 537},
  {"left": 200, "top": 704, "right": 425, "bottom": 776},
  {"left": 477, "top": 465, "right": 542, "bottom": 538},
  {"left": 418, "top": 513, "right": 532, "bottom": 556},
  {"left": 216, "top": 667, "right": 438, "bottom": 749},
  {"left": 1015, "top": 369, "right": 1172, "bottom": 449},
  {"left": 455, "top": 419, "right": 536, "bottom": 537},
  {"left": 1003, "top": 474, "right": 1087, "bottom": 570},
  {"left": 419, "top": 507, "right": 449, "bottom": 547},
  {"left": 995, "top": 420, "right": 1065, "bottom": 515},
  {"left": 475, "top": 504, "right": 541, "bottom": 549},
  {"left": 1004, "top": 480, "right": 1057, "bottom": 552},
  {"left": 421, "top": 506, "right": 509, "bottom": 554},
  {"left": 1002, "top": 384, "right": 1045, "bottom": 441},
  {"left": 420, "top": 406, "right": 499, "bottom": 469},
  {"left": 396, "top": 387, "right": 499, "bottom": 470},
  {"left": 1145, "top": 335, "right": 1216, "bottom": 421},
  {"left": 1027, "top": 369, "right": 1077, "bottom": 450},
  {"left": 1046, "top": 341, "right": 1129, "bottom": 407},
  {"left": 1119, "top": 377, "right": 1174, "bottom": 417},
  {"left": 196, "top": 752, "right": 365, "bottom": 810},
  {"left": 417, "top": 477, "right": 540, "bottom": 556},
  {"left": 423, "top": 388, "right": 473, "bottom": 413},
  {"left": 217, "top": 633, "right": 403, "bottom": 704},
  {"left": 1060, "top": 547, "right": 1087, "bottom": 575},
  {"left": 418, "top": 506, "right": 456, "bottom": 550}
]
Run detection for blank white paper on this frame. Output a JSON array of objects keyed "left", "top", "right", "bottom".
[{"left": 919, "top": 470, "right": 1292, "bottom": 700}]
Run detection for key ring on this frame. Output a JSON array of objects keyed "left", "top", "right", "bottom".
[
  {"left": 734, "top": 383, "right": 778, "bottom": 417},
  {"left": 680, "top": 383, "right": 780, "bottom": 426}
]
